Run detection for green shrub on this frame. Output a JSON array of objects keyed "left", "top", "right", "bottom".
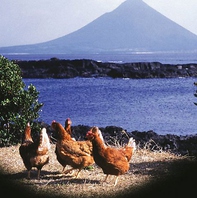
[{"left": 0, "top": 56, "right": 43, "bottom": 146}]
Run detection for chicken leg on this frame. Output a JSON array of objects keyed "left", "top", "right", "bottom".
[
  {"left": 114, "top": 176, "right": 119, "bottom": 186},
  {"left": 75, "top": 169, "right": 82, "bottom": 178},
  {"left": 63, "top": 167, "right": 75, "bottom": 175},
  {"left": 103, "top": 174, "right": 119, "bottom": 186},
  {"left": 63, "top": 167, "right": 81, "bottom": 178},
  {"left": 27, "top": 170, "right": 31, "bottom": 179},
  {"left": 37, "top": 169, "right": 41, "bottom": 180},
  {"left": 103, "top": 174, "right": 109, "bottom": 184},
  {"left": 62, "top": 166, "right": 66, "bottom": 173}
]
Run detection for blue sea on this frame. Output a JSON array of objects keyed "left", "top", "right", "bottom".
[
  {"left": 3, "top": 51, "right": 197, "bottom": 64},
  {"left": 23, "top": 77, "right": 197, "bottom": 136},
  {"left": 4, "top": 52, "right": 197, "bottom": 136}
]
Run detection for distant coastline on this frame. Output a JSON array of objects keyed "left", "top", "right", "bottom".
[{"left": 14, "top": 58, "right": 197, "bottom": 79}]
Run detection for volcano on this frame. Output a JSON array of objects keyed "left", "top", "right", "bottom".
[{"left": 1, "top": 0, "right": 197, "bottom": 54}]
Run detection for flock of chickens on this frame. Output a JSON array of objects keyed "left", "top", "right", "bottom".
[{"left": 19, "top": 118, "right": 136, "bottom": 186}]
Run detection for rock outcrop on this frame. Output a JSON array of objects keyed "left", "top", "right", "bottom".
[
  {"left": 15, "top": 58, "right": 197, "bottom": 79},
  {"left": 45, "top": 123, "right": 197, "bottom": 157}
]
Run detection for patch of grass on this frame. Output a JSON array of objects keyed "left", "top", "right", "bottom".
[{"left": 0, "top": 142, "right": 196, "bottom": 198}]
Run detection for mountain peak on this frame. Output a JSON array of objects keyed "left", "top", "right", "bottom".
[{"left": 1, "top": 0, "right": 197, "bottom": 54}]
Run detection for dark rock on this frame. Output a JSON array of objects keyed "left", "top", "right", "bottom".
[
  {"left": 45, "top": 122, "right": 197, "bottom": 157},
  {"left": 13, "top": 59, "right": 197, "bottom": 79},
  {"left": 71, "top": 125, "right": 91, "bottom": 140},
  {"left": 131, "top": 130, "right": 197, "bottom": 156}
]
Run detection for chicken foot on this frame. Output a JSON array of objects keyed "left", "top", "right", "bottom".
[
  {"left": 103, "top": 174, "right": 119, "bottom": 186},
  {"left": 62, "top": 166, "right": 74, "bottom": 175},
  {"left": 75, "top": 169, "right": 82, "bottom": 178},
  {"left": 63, "top": 167, "right": 75, "bottom": 175},
  {"left": 63, "top": 168, "right": 81, "bottom": 178},
  {"left": 58, "top": 167, "right": 75, "bottom": 177}
]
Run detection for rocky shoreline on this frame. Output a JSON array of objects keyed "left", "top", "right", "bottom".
[
  {"left": 14, "top": 58, "right": 197, "bottom": 78},
  {"left": 15, "top": 57, "right": 197, "bottom": 157},
  {"left": 43, "top": 123, "right": 197, "bottom": 157}
]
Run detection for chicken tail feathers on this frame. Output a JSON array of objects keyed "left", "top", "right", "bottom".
[
  {"left": 23, "top": 122, "right": 33, "bottom": 143},
  {"left": 38, "top": 128, "right": 51, "bottom": 152},
  {"left": 127, "top": 137, "right": 136, "bottom": 151}
]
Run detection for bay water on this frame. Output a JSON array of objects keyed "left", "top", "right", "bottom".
[
  {"left": 23, "top": 77, "right": 197, "bottom": 136},
  {"left": 4, "top": 52, "right": 197, "bottom": 136},
  {"left": 3, "top": 51, "right": 197, "bottom": 64}
]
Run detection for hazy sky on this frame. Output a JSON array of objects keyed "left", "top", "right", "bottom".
[{"left": 0, "top": 0, "right": 197, "bottom": 47}]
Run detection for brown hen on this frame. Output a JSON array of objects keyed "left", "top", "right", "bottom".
[
  {"left": 19, "top": 123, "right": 50, "bottom": 179},
  {"left": 86, "top": 126, "right": 136, "bottom": 186},
  {"left": 52, "top": 121, "right": 94, "bottom": 178}
]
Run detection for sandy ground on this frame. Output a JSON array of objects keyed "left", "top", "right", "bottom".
[{"left": 0, "top": 144, "right": 195, "bottom": 198}]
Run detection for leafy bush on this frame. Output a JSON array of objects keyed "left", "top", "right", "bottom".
[{"left": 0, "top": 56, "right": 43, "bottom": 146}]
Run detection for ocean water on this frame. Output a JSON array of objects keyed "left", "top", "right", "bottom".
[
  {"left": 3, "top": 51, "right": 197, "bottom": 64},
  {"left": 4, "top": 52, "right": 197, "bottom": 135},
  {"left": 23, "top": 77, "right": 197, "bottom": 136}
]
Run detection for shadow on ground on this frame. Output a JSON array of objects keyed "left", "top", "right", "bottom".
[{"left": 1, "top": 159, "right": 197, "bottom": 198}]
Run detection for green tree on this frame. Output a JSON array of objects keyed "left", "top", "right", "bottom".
[{"left": 0, "top": 56, "right": 43, "bottom": 146}]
